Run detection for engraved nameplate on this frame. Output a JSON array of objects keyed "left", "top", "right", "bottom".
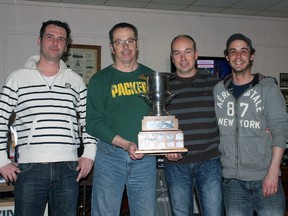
[{"left": 142, "top": 116, "right": 178, "bottom": 131}]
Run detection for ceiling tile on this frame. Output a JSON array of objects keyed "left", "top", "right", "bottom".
[
  {"left": 61, "top": 0, "right": 106, "bottom": 4},
  {"left": 19, "top": 0, "right": 288, "bottom": 18},
  {"left": 184, "top": 5, "right": 223, "bottom": 13},
  {"left": 231, "top": 0, "right": 283, "bottom": 10},
  {"left": 152, "top": 0, "right": 195, "bottom": 4},
  {"left": 105, "top": 0, "right": 148, "bottom": 8},
  {"left": 268, "top": 1, "right": 288, "bottom": 12},
  {"left": 145, "top": 3, "right": 187, "bottom": 10},
  {"left": 27, "top": 0, "right": 60, "bottom": 2},
  {"left": 193, "top": 0, "right": 239, "bottom": 7}
]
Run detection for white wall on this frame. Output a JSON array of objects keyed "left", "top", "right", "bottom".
[{"left": 1, "top": 0, "right": 288, "bottom": 87}]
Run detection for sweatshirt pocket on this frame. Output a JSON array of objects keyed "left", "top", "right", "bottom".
[
  {"left": 26, "top": 115, "right": 77, "bottom": 146},
  {"left": 239, "top": 136, "right": 271, "bottom": 171}
]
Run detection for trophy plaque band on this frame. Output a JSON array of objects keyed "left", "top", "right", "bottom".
[{"left": 136, "top": 116, "right": 188, "bottom": 154}]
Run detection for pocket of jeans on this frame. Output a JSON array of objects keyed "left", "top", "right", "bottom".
[
  {"left": 66, "top": 161, "right": 78, "bottom": 171},
  {"left": 97, "top": 141, "right": 114, "bottom": 153},
  {"left": 18, "top": 163, "right": 34, "bottom": 173}
]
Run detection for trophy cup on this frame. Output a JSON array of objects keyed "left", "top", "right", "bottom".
[{"left": 136, "top": 72, "right": 188, "bottom": 154}]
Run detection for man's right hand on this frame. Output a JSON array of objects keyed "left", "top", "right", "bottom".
[
  {"left": 126, "top": 142, "right": 145, "bottom": 160},
  {"left": 112, "top": 135, "right": 145, "bottom": 160},
  {"left": 0, "top": 163, "right": 20, "bottom": 183}
]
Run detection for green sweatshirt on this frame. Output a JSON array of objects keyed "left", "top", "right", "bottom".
[{"left": 86, "top": 64, "right": 154, "bottom": 144}]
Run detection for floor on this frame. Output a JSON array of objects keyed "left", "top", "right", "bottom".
[{"left": 78, "top": 181, "right": 130, "bottom": 216}]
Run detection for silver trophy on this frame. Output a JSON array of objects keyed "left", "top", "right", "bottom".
[
  {"left": 139, "top": 72, "right": 176, "bottom": 116},
  {"left": 137, "top": 72, "right": 187, "bottom": 154}
]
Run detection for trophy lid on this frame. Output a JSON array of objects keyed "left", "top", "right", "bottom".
[{"left": 139, "top": 72, "right": 175, "bottom": 80}]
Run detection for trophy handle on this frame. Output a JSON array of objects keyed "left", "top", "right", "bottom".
[
  {"left": 171, "top": 93, "right": 177, "bottom": 98},
  {"left": 139, "top": 93, "right": 145, "bottom": 98},
  {"left": 139, "top": 93, "right": 153, "bottom": 107}
]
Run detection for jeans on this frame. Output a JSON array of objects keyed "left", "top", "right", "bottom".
[
  {"left": 164, "top": 157, "right": 224, "bottom": 216},
  {"left": 14, "top": 162, "right": 79, "bottom": 216},
  {"left": 91, "top": 141, "right": 157, "bottom": 216},
  {"left": 223, "top": 178, "right": 285, "bottom": 216}
]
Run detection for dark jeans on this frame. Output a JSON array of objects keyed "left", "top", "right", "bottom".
[{"left": 14, "top": 162, "right": 79, "bottom": 216}]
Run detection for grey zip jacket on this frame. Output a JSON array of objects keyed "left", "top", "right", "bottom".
[{"left": 213, "top": 73, "right": 288, "bottom": 181}]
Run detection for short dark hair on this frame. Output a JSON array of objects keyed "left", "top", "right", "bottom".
[
  {"left": 39, "top": 20, "right": 71, "bottom": 45},
  {"left": 170, "top": 35, "right": 197, "bottom": 53},
  {"left": 109, "top": 22, "right": 138, "bottom": 44},
  {"left": 224, "top": 33, "right": 256, "bottom": 56}
]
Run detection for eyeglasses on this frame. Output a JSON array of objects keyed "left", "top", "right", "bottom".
[{"left": 112, "top": 39, "right": 137, "bottom": 47}]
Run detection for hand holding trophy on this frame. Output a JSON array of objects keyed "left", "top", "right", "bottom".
[{"left": 136, "top": 72, "right": 188, "bottom": 154}]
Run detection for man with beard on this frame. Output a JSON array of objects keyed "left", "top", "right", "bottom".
[{"left": 213, "top": 33, "right": 288, "bottom": 215}]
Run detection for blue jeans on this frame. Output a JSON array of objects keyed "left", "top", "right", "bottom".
[
  {"left": 223, "top": 178, "right": 285, "bottom": 216},
  {"left": 91, "top": 141, "right": 156, "bottom": 216},
  {"left": 164, "top": 158, "right": 224, "bottom": 216},
  {"left": 14, "top": 162, "right": 79, "bottom": 216}
]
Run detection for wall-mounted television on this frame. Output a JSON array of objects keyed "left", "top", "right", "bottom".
[{"left": 170, "top": 56, "right": 232, "bottom": 80}]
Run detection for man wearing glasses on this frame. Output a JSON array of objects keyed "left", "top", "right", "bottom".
[{"left": 86, "top": 22, "right": 156, "bottom": 216}]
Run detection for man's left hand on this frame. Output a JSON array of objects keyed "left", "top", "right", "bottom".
[{"left": 76, "top": 157, "right": 94, "bottom": 182}]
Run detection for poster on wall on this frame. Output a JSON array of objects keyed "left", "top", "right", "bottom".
[{"left": 62, "top": 44, "right": 101, "bottom": 85}]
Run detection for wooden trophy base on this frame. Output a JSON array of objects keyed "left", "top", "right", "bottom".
[
  {"left": 137, "top": 116, "right": 188, "bottom": 155},
  {"left": 135, "top": 148, "right": 188, "bottom": 154}
]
